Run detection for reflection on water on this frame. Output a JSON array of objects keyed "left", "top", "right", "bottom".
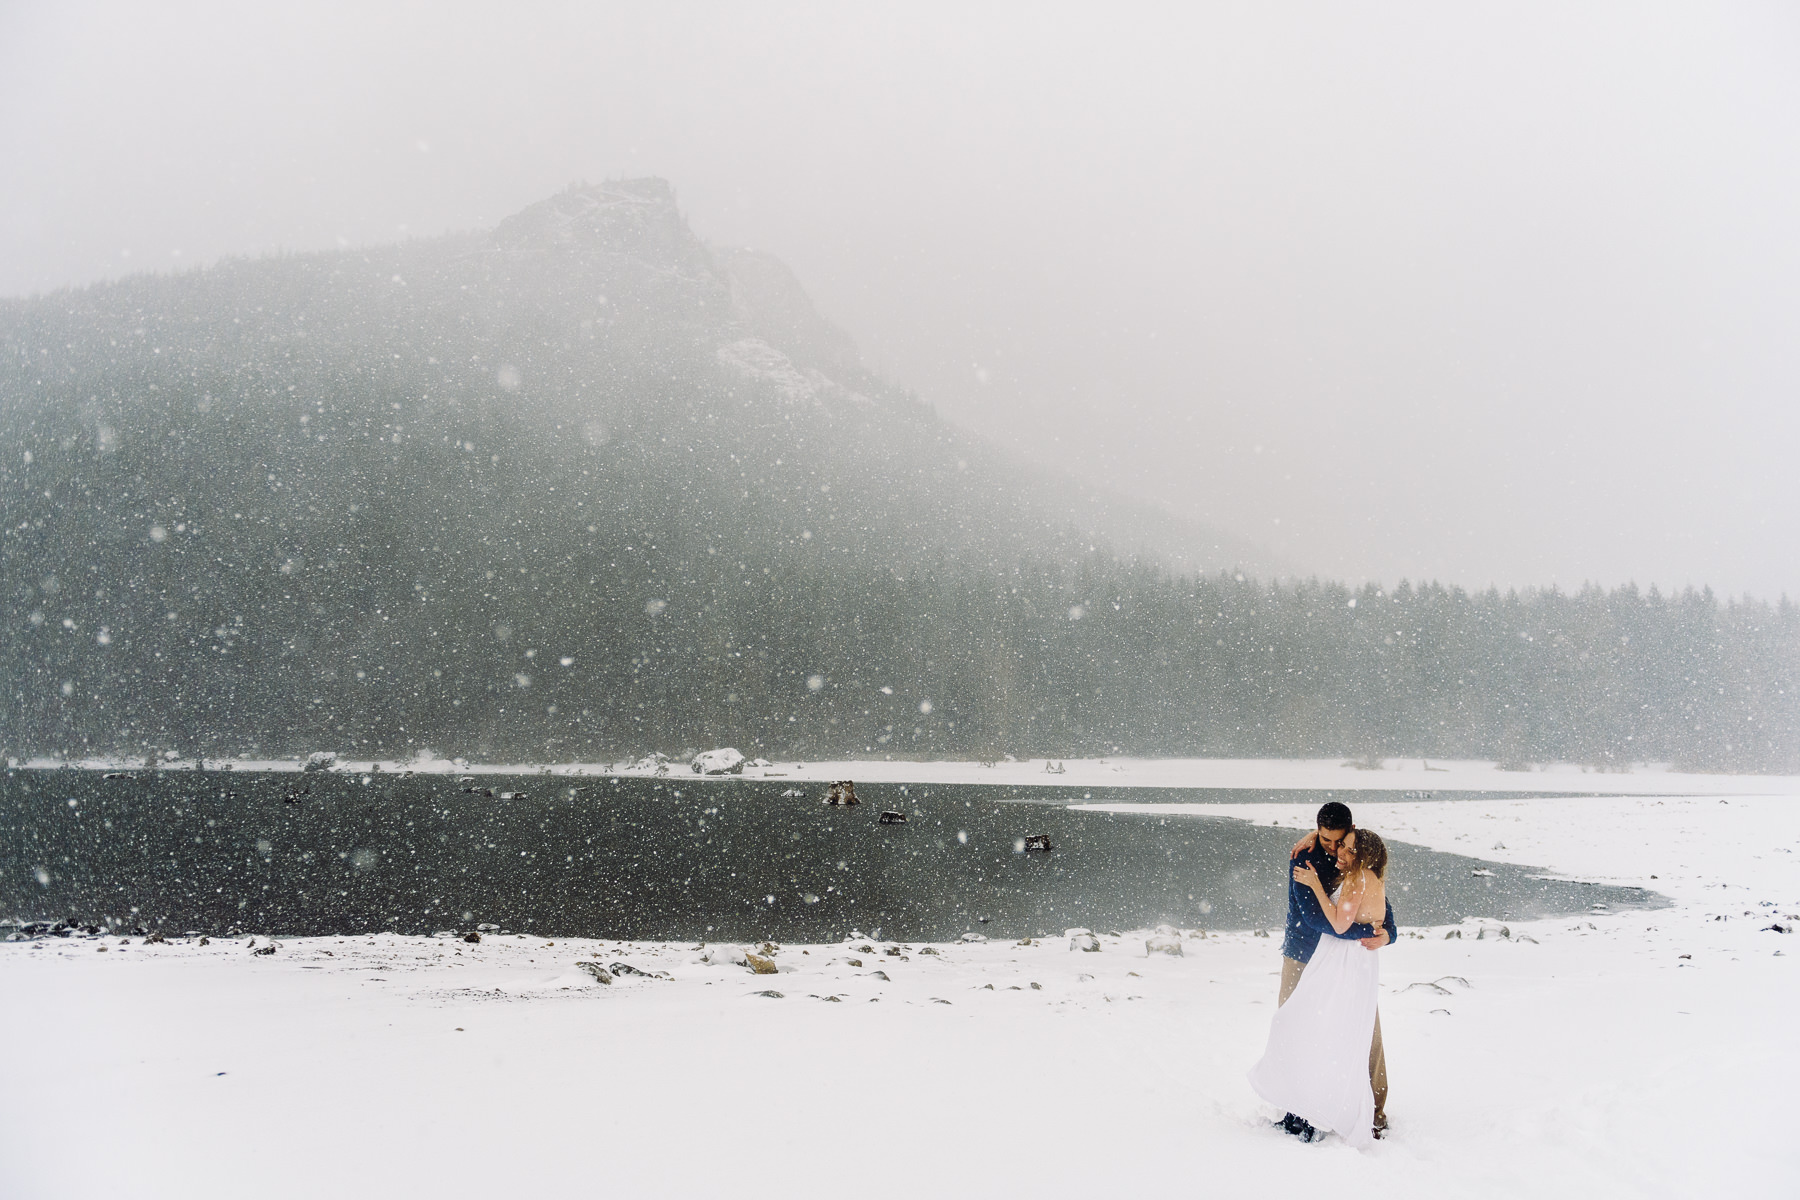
[{"left": 1, "top": 770, "right": 1663, "bottom": 941}]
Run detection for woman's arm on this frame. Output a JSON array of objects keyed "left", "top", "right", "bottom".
[{"left": 1291, "top": 865, "right": 1364, "bottom": 935}]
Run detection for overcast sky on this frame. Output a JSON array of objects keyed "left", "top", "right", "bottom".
[{"left": 4, "top": 2, "right": 1796, "bottom": 599}]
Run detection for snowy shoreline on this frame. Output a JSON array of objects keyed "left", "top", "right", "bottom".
[{"left": 13, "top": 754, "right": 1800, "bottom": 797}]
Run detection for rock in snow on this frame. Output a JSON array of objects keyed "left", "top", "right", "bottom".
[
  {"left": 1066, "top": 928, "right": 1102, "bottom": 953},
  {"left": 301, "top": 751, "right": 339, "bottom": 773},
  {"left": 1145, "top": 934, "right": 1184, "bottom": 957},
  {"left": 574, "top": 962, "right": 614, "bottom": 985},
  {"left": 691, "top": 748, "right": 746, "bottom": 775}
]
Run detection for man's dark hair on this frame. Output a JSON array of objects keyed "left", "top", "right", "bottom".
[{"left": 1316, "top": 801, "right": 1353, "bottom": 831}]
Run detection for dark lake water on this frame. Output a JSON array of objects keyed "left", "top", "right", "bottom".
[{"left": 1, "top": 769, "right": 1663, "bottom": 941}]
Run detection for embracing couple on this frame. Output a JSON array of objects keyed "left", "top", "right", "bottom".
[{"left": 1248, "top": 801, "right": 1397, "bottom": 1148}]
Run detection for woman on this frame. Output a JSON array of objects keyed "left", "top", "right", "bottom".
[{"left": 1247, "top": 828, "right": 1390, "bottom": 1148}]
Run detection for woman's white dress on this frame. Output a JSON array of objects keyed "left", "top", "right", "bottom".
[{"left": 1247, "top": 892, "right": 1380, "bottom": 1148}]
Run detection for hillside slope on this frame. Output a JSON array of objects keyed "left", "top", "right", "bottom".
[{"left": 0, "top": 179, "right": 1274, "bottom": 758}]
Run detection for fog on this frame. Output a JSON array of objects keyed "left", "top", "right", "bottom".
[{"left": 4, "top": 1, "right": 1796, "bottom": 598}]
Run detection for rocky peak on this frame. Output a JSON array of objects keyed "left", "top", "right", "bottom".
[{"left": 492, "top": 177, "right": 710, "bottom": 275}]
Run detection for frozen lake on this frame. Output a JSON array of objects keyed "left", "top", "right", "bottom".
[{"left": 1, "top": 768, "right": 1662, "bottom": 940}]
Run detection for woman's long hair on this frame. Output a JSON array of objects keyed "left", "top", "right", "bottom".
[{"left": 1350, "top": 828, "right": 1389, "bottom": 879}]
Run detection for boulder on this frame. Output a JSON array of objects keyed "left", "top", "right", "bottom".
[
  {"left": 1145, "top": 934, "right": 1184, "bottom": 957},
  {"left": 691, "top": 748, "right": 746, "bottom": 775},
  {"left": 744, "top": 952, "right": 779, "bottom": 975},
  {"left": 878, "top": 810, "right": 907, "bottom": 824},
  {"left": 1066, "top": 928, "right": 1101, "bottom": 953},
  {"left": 574, "top": 962, "right": 614, "bottom": 985},
  {"left": 301, "top": 751, "right": 339, "bottom": 773}
]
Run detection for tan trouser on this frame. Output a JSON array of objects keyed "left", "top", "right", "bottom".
[{"left": 1279, "top": 955, "right": 1388, "bottom": 1129}]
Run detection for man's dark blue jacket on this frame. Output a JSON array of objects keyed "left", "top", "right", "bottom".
[{"left": 1281, "top": 842, "right": 1400, "bottom": 963}]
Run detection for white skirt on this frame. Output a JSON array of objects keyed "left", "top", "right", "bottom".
[{"left": 1247, "top": 934, "right": 1379, "bottom": 1148}]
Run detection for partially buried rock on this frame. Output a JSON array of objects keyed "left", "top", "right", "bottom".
[
  {"left": 918, "top": 946, "right": 941, "bottom": 956},
  {"left": 744, "top": 953, "right": 779, "bottom": 975},
  {"left": 1066, "top": 928, "right": 1101, "bottom": 953},
  {"left": 751, "top": 990, "right": 784, "bottom": 999},
  {"left": 878, "top": 810, "right": 907, "bottom": 825},
  {"left": 250, "top": 937, "right": 277, "bottom": 956},
  {"left": 1022, "top": 834, "right": 1053, "bottom": 853},
  {"left": 574, "top": 962, "right": 614, "bottom": 985},
  {"left": 463, "top": 931, "right": 481, "bottom": 944},
  {"left": 1145, "top": 933, "right": 1184, "bottom": 957}
]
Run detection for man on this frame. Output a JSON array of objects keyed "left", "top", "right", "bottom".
[{"left": 1279, "top": 800, "right": 1398, "bottom": 1141}]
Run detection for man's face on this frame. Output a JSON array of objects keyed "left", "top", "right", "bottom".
[{"left": 1317, "top": 825, "right": 1351, "bottom": 861}]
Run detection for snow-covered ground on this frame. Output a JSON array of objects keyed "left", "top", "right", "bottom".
[{"left": 3, "top": 773, "right": 1796, "bottom": 1197}]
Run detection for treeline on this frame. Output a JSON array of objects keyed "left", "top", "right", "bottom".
[{"left": 6, "top": 481, "right": 1796, "bottom": 772}]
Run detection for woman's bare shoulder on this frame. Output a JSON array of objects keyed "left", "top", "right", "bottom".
[{"left": 1359, "top": 872, "right": 1386, "bottom": 919}]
